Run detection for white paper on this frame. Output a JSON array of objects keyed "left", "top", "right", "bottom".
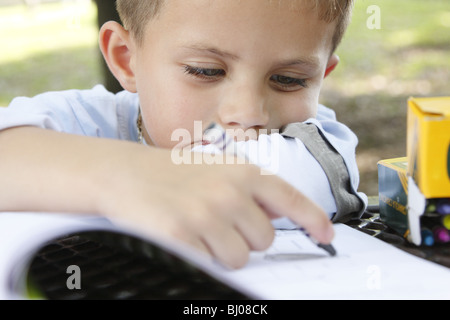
[{"left": 218, "top": 225, "right": 450, "bottom": 300}]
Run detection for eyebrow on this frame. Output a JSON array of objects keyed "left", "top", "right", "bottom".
[
  {"left": 180, "top": 44, "right": 240, "bottom": 61},
  {"left": 276, "top": 57, "right": 320, "bottom": 71}
]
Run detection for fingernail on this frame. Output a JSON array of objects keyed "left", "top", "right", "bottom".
[{"left": 326, "top": 224, "right": 335, "bottom": 242}]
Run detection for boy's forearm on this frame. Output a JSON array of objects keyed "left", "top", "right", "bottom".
[{"left": 0, "top": 126, "right": 134, "bottom": 214}]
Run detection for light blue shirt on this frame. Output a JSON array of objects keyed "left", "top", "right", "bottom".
[{"left": 0, "top": 85, "right": 367, "bottom": 226}]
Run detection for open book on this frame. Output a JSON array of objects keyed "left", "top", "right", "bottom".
[{"left": 1, "top": 212, "right": 449, "bottom": 300}]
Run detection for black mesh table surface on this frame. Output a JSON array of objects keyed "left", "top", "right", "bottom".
[{"left": 27, "top": 231, "right": 249, "bottom": 300}]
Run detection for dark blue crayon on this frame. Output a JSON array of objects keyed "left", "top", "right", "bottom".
[{"left": 298, "top": 228, "right": 337, "bottom": 257}]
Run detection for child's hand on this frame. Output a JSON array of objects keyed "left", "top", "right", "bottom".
[
  {"left": 100, "top": 147, "right": 334, "bottom": 269},
  {"left": 0, "top": 127, "right": 333, "bottom": 269}
]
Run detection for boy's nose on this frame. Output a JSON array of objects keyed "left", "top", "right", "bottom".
[{"left": 218, "top": 84, "right": 270, "bottom": 131}]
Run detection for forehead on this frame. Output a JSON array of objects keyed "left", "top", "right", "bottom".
[
  {"left": 160, "top": 0, "right": 320, "bottom": 13},
  {"left": 157, "top": 0, "right": 326, "bottom": 24},
  {"left": 144, "top": 0, "right": 336, "bottom": 60}
]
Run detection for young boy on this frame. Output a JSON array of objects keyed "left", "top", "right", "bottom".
[{"left": 0, "top": 0, "right": 366, "bottom": 268}]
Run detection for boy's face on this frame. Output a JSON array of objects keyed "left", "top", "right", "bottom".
[{"left": 129, "top": 0, "right": 337, "bottom": 148}]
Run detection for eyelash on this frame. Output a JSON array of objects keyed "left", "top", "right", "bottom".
[
  {"left": 270, "top": 75, "right": 308, "bottom": 91},
  {"left": 183, "top": 65, "right": 308, "bottom": 91},
  {"left": 184, "top": 66, "right": 225, "bottom": 81}
]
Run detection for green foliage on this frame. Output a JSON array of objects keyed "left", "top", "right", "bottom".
[{"left": 0, "top": 1, "right": 102, "bottom": 106}]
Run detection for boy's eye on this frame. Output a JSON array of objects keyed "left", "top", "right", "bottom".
[
  {"left": 270, "top": 75, "right": 308, "bottom": 91},
  {"left": 184, "top": 66, "right": 226, "bottom": 80}
]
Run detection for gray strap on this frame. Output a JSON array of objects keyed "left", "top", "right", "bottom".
[{"left": 281, "top": 122, "right": 364, "bottom": 222}]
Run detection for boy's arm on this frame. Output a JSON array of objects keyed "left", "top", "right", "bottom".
[
  {"left": 0, "top": 126, "right": 333, "bottom": 269},
  {"left": 281, "top": 119, "right": 367, "bottom": 223},
  {"left": 0, "top": 85, "right": 140, "bottom": 140}
]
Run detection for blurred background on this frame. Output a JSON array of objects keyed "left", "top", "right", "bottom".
[{"left": 1, "top": 0, "right": 449, "bottom": 196}]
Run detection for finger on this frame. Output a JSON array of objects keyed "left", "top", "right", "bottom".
[
  {"left": 156, "top": 196, "right": 252, "bottom": 269},
  {"left": 125, "top": 211, "right": 213, "bottom": 258},
  {"left": 171, "top": 229, "right": 212, "bottom": 257},
  {"left": 252, "top": 174, "right": 334, "bottom": 244},
  {"left": 231, "top": 198, "right": 275, "bottom": 252},
  {"left": 201, "top": 223, "right": 251, "bottom": 269},
  {"left": 198, "top": 179, "right": 274, "bottom": 254}
]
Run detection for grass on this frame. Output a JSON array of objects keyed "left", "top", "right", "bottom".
[
  {"left": 1, "top": 0, "right": 450, "bottom": 196},
  {"left": 0, "top": 0, "right": 102, "bottom": 105}
]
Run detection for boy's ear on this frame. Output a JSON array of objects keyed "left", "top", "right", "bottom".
[
  {"left": 99, "top": 21, "right": 137, "bottom": 92},
  {"left": 324, "top": 54, "right": 339, "bottom": 78}
]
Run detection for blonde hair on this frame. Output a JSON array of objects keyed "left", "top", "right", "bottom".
[{"left": 116, "top": 0, "right": 353, "bottom": 52}]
